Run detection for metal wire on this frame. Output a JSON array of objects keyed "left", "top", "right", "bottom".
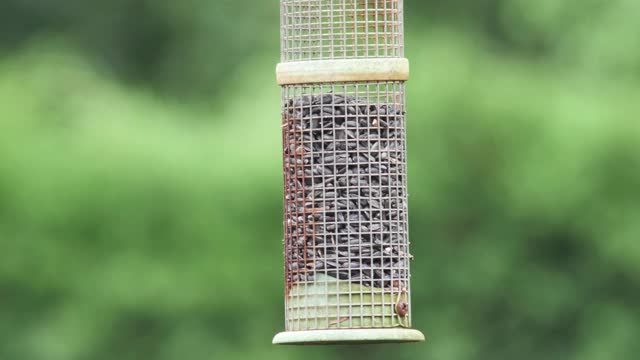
[
  {"left": 281, "top": 0, "right": 404, "bottom": 62},
  {"left": 282, "top": 82, "right": 411, "bottom": 331}
]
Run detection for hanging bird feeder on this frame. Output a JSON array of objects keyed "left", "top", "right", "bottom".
[{"left": 273, "top": 0, "right": 425, "bottom": 345}]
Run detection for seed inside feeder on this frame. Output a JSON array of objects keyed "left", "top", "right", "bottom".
[{"left": 283, "top": 93, "right": 410, "bottom": 289}]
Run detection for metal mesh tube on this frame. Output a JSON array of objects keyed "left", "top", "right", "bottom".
[
  {"left": 281, "top": 0, "right": 404, "bottom": 61},
  {"left": 277, "top": 0, "right": 418, "bottom": 339},
  {"left": 282, "top": 82, "right": 411, "bottom": 330}
]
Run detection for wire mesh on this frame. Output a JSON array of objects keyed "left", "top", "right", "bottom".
[
  {"left": 282, "top": 82, "right": 411, "bottom": 331},
  {"left": 281, "top": 0, "right": 404, "bottom": 61}
]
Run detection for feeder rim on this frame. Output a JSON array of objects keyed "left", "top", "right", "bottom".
[
  {"left": 276, "top": 58, "right": 410, "bottom": 85},
  {"left": 272, "top": 328, "right": 425, "bottom": 345}
]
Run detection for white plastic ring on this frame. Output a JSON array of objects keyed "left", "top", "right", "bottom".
[{"left": 276, "top": 58, "right": 410, "bottom": 85}]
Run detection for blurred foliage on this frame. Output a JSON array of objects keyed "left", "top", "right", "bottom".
[
  {"left": 3, "top": 0, "right": 638, "bottom": 98},
  {"left": 0, "top": 0, "right": 279, "bottom": 98},
  {"left": 1, "top": 1, "right": 640, "bottom": 360}
]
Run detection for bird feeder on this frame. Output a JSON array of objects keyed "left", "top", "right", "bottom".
[{"left": 273, "top": 0, "right": 425, "bottom": 345}]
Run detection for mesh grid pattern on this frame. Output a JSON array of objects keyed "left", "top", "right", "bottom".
[
  {"left": 281, "top": 0, "right": 404, "bottom": 61},
  {"left": 282, "top": 82, "right": 411, "bottom": 330}
]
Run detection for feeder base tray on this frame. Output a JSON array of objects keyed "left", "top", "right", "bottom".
[{"left": 272, "top": 328, "right": 425, "bottom": 345}]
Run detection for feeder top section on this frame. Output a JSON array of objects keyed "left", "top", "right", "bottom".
[{"left": 281, "top": 0, "right": 404, "bottom": 62}]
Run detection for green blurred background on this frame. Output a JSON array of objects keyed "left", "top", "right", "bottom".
[{"left": 1, "top": 1, "right": 639, "bottom": 359}]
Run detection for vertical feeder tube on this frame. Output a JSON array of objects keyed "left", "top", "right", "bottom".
[{"left": 274, "top": 0, "right": 424, "bottom": 345}]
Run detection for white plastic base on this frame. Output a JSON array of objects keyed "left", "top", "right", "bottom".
[{"left": 272, "top": 328, "right": 425, "bottom": 345}]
